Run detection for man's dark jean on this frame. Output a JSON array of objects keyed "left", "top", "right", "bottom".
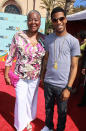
[{"left": 44, "top": 82, "right": 68, "bottom": 131}]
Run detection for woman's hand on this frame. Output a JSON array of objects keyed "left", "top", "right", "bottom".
[
  {"left": 5, "top": 66, "right": 11, "bottom": 85},
  {"left": 5, "top": 76, "right": 11, "bottom": 85}
]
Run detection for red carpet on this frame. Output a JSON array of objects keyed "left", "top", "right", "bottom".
[{"left": 0, "top": 61, "right": 86, "bottom": 131}]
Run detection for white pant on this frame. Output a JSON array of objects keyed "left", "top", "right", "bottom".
[{"left": 14, "top": 78, "right": 40, "bottom": 131}]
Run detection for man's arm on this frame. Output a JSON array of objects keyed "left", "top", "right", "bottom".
[
  {"left": 61, "top": 56, "right": 79, "bottom": 101},
  {"left": 68, "top": 56, "right": 79, "bottom": 87},
  {"left": 40, "top": 51, "right": 49, "bottom": 83}
]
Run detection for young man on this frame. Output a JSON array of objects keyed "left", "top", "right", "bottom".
[{"left": 41, "top": 7, "right": 80, "bottom": 131}]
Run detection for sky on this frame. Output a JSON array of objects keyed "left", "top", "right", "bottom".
[{"left": 74, "top": 0, "right": 86, "bottom": 7}]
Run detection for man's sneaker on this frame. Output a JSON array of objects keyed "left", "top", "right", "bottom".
[{"left": 41, "top": 126, "right": 53, "bottom": 131}]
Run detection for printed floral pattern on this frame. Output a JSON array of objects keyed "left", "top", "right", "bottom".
[{"left": 5, "top": 31, "right": 45, "bottom": 80}]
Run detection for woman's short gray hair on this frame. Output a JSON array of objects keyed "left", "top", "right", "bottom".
[{"left": 27, "top": 10, "right": 41, "bottom": 20}]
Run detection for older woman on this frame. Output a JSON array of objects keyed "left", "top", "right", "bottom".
[{"left": 5, "top": 10, "right": 45, "bottom": 131}]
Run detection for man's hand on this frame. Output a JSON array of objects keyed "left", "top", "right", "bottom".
[
  {"left": 61, "top": 88, "right": 70, "bottom": 101},
  {"left": 82, "top": 69, "right": 86, "bottom": 75}
]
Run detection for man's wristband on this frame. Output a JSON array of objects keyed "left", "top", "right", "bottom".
[{"left": 66, "top": 85, "right": 72, "bottom": 92}]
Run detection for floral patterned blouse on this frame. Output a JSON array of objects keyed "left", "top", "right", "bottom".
[{"left": 5, "top": 31, "right": 45, "bottom": 80}]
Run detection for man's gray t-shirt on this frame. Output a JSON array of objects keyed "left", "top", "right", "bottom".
[{"left": 44, "top": 33, "right": 80, "bottom": 88}]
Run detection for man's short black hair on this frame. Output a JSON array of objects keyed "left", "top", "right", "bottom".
[{"left": 51, "top": 7, "right": 66, "bottom": 19}]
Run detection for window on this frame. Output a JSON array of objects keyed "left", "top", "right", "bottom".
[{"left": 5, "top": 4, "right": 21, "bottom": 14}]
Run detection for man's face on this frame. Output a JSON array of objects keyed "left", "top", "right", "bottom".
[
  {"left": 27, "top": 12, "right": 41, "bottom": 33},
  {"left": 52, "top": 12, "right": 67, "bottom": 35}
]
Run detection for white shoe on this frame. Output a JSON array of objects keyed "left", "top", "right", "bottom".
[
  {"left": 27, "top": 123, "right": 32, "bottom": 131},
  {"left": 40, "top": 126, "right": 53, "bottom": 131}
]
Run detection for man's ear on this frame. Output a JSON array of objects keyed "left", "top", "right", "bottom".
[{"left": 65, "top": 17, "right": 67, "bottom": 24}]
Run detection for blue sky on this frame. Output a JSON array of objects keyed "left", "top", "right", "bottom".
[{"left": 74, "top": 0, "right": 86, "bottom": 7}]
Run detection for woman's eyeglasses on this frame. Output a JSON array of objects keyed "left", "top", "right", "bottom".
[{"left": 52, "top": 17, "right": 65, "bottom": 23}]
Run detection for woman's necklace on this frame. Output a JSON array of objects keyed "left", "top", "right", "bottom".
[
  {"left": 31, "top": 39, "right": 38, "bottom": 46},
  {"left": 26, "top": 31, "right": 39, "bottom": 46},
  {"left": 54, "top": 38, "right": 65, "bottom": 70},
  {"left": 26, "top": 36, "right": 38, "bottom": 47}
]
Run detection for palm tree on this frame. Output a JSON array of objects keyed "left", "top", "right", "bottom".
[
  {"left": 40, "top": 0, "right": 56, "bottom": 20},
  {"left": 40, "top": 0, "right": 75, "bottom": 17},
  {"left": 40, "top": 0, "right": 56, "bottom": 34},
  {"left": 64, "top": 0, "right": 73, "bottom": 13}
]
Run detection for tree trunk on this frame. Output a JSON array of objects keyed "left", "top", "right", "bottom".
[{"left": 64, "top": 0, "right": 72, "bottom": 14}]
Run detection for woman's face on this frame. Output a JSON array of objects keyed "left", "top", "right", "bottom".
[{"left": 27, "top": 12, "right": 41, "bottom": 33}]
